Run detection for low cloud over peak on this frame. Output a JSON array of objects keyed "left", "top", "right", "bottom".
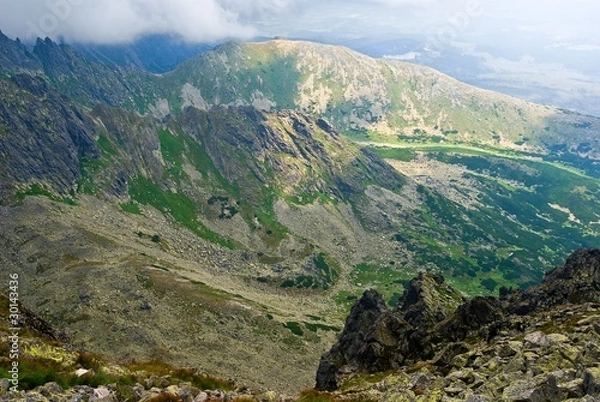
[{"left": 0, "top": 0, "right": 260, "bottom": 44}]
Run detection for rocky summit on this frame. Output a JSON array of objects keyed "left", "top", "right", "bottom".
[{"left": 316, "top": 248, "right": 600, "bottom": 401}]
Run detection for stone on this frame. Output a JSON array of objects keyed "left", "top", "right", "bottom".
[
  {"left": 131, "top": 384, "right": 146, "bottom": 401},
  {"left": 559, "top": 379, "right": 584, "bottom": 399},
  {"left": 466, "top": 396, "right": 488, "bottom": 402},
  {"left": 524, "top": 331, "right": 550, "bottom": 347},
  {"left": 546, "top": 333, "right": 569, "bottom": 344},
  {"left": 503, "top": 375, "right": 563, "bottom": 402},
  {"left": 0, "top": 378, "right": 10, "bottom": 395},
  {"left": 91, "top": 387, "right": 113, "bottom": 401},
  {"left": 260, "top": 390, "right": 277, "bottom": 402},
  {"left": 194, "top": 391, "right": 208, "bottom": 402},
  {"left": 584, "top": 367, "right": 600, "bottom": 396},
  {"left": 39, "top": 382, "right": 64, "bottom": 397}
]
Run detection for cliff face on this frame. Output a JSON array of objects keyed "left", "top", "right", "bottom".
[
  {"left": 0, "top": 74, "right": 98, "bottom": 200},
  {"left": 316, "top": 248, "right": 600, "bottom": 400}
]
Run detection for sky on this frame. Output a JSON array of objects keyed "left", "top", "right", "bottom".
[{"left": 1, "top": 0, "right": 599, "bottom": 115}]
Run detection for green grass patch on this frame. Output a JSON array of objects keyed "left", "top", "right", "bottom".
[
  {"left": 303, "top": 322, "right": 340, "bottom": 333},
  {"left": 96, "top": 134, "right": 119, "bottom": 157},
  {"left": 313, "top": 252, "right": 340, "bottom": 289},
  {"left": 16, "top": 184, "right": 77, "bottom": 205},
  {"left": 77, "top": 156, "right": 108, "bottom": 195},
  {"left": 128, "top": 175, "right": 236, "bottom": 249},
  {"left": 120, "top": 201, "right": 142, "bottom": 215},
  {"left": 333, "top": 290, "right": 361, "bottom": 314},
  {"left": 349, "top": 263, "right": 412, "bottom": 304},
  {"left": 370, "top": 146, "right": 416, "bottom": 162},
  {"left": 283, "top": 321, "right": 304, "bottom": 336}
]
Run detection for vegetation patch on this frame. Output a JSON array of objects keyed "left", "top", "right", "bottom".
[
  {"left": 349, "top": 263, "right": 412, "bottom": 305},
  {"left": 128, "top": 175, "right": 236, "bottom": 249},
  {"left": 16, "top": 184, "right": 77, "bottom": 205},
  {"left": 370, "top": 146, "right": 416, "bottom": 162},
  {"left": 303, "top": 322, "right": 340, "bottom": 333},
  {"left": 120, "top": 201, "right": 142, "bottom": 214},
  {"left": 313, "top": 252, "right": 340, "bottom": 289},
  {"left": 284, "top": 321, "right": 304, "bottom": 336},
  {"left": 296, "top": 388, "right": 339, "bottom": 402}
]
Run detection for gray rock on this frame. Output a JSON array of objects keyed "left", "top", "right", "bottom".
[
  {"left": 584, "top": 367, "right": 600, "bottom": 396},
  {"left": 503, "top": 375, "right": 564, "bottom": 402},
  {"left": 559, "top": 378, "right": 584, "bottom": 399},
  {"left": 1, "top": 378, "right": 10, "bottom": 395},
  {"left": 194, "top": 391, "right": 208, "bottom": 402},
  {"left": 39, "top": 382, "right": 64, "bottom": 397},
  {"left": 466, "top": 396, "right": 488, "bottom": 402}
]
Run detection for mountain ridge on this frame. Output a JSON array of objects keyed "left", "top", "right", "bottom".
[
  {"left": 160, "top": 39, "right": 600, "bottom": 161},
  {"left": 1, "top": 32, "right": 600, "bottom": 394}
]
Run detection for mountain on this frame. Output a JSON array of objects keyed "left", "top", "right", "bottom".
[
  {"left": 315, "top": 248, "right": 600, "bottom": 400},
  {"left": 72, "top": 34, "right": 213, "bottom": 74},
  {"left": 160, "top": 40, "right": 600, "bottom": 161},
  {"left": 1, "top": 33, "right": 600, "bottom": 394}
]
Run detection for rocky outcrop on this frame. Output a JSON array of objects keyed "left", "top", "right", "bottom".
[
  {"left": 179, "top": 106, "right": 405, "bottom": 206},
  {"left": 398, "top": 273, "right": 465, "bottom": 329},
  {"left": 0, "top": 31, "right": 42, "bottom": 73},
  {"left": 507, "top": 247, "right": 600, "bottom": 315},
  {"left": 0, "top": 73, "right": 99, "bottom": 200},
  {"left": 316, "top": 248, "right": 600, "bottom": 400},
  {"left": 316, "top": 273, "right": 464, "bottom": 390},
  {"left": 316, "top": 289, "right": 411, "bottom": 391}
]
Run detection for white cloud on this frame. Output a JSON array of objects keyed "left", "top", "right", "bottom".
[
  {"left": 0, "top": 0, "right": 258, "bottom": 43},
  {"left": 547, "top": 42, "right": 600, "bottom": 51}
]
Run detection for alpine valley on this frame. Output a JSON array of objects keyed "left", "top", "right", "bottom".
[{"left": 1, "top": 31, "right": 600, "bottom": 400}]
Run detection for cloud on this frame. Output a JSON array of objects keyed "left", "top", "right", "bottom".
[
  {"left": 457, "top": 46, "right": 600, "bottom": 114},
  {"left": 547, "top": 42, "right": 600, "bottom": 52},
  {"left": 0, "top": 0, "right": 261, "bottom": 44}
]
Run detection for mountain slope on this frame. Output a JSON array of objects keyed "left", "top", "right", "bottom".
[
  {"left": 162, "top": 40, "right": 600, "bottom": 161},
  {"left": 315, "top": 248, "right": 600, "bottom": 401},
  {"left": 0, "top": 73, "right": 98, "bottom": 199},
  {"left": 1, "top": 34, "right": 600, "bottom": 394}
]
